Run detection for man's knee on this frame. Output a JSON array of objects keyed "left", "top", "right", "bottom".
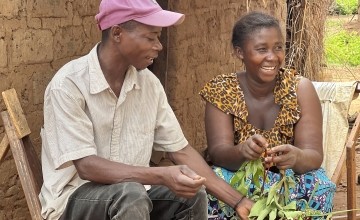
[
  {"left": 113, "top": 182, "right": 150, "bottom": 203},
  {"left": 113, "top": 182, "right": 151, "bottom": 206},
  {"left": 110, "top": 182, "right": 152, "bottom": 218},
  {"left": 194, "top": 187, "right": 208, "bottom": 208}
]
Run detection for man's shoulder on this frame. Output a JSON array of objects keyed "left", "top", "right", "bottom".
[{"left": 50, "top": 56, "right": 89, "bottom": 87}]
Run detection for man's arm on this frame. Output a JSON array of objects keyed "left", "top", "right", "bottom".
[
  {"left": 167, "top": 145, "right": 253, "bottom": 217},
  {"left": 73, "top": 155, "right": 205, "bottom": 198}
]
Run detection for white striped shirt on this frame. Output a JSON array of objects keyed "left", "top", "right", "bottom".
[{"left": 39, "top": 44, "right": 188, "bottom": 220}]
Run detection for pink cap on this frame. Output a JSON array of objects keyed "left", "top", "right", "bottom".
[{"left": 95, "top": 0, "right": 185, "bottom": 30}]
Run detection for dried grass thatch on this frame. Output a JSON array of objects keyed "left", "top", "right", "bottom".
[{"left": 286, "top": 0, "right": 331, "bottom": 80}]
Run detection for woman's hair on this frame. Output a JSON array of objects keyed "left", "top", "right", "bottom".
[{"left": 231, "top": 11, "right": 281, "bottom": 48}]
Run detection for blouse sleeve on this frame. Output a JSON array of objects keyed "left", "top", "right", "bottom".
[{"left": 199, "top": 73, "right": 239, "bottom": 115}]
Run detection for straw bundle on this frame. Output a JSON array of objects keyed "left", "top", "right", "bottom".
[{"left": 286, "top": 0, "right": 331, "bottom": 80}]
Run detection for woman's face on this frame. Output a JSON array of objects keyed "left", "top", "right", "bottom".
[{"left": 237, "top": 26, "right": 285, "bottom": 83}]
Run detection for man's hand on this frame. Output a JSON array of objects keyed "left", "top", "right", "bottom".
[
  {"left": 163, "top": 165, "right": 206, "bottom": 198},
  {"left": 235, "top": 197, "right": 254, "bottom": 220}
]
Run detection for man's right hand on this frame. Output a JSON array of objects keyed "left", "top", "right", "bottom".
[
  {"left": 163, "top": 165, "right": 206, "bottom": 198},
  {"left": 235, "top": 197, "right": 254, "bottom": 220}
]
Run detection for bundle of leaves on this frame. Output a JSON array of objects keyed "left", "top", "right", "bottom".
[{"left": 230, "top": 159, "right": 330, "bottom": 220}]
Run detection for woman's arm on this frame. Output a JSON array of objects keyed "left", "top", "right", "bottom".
[
  {"left": 205, "top": 102, "right": 267, "bottom": 171},
  {"left": 267, "top": 78, "right": 323, "bottom": 174}
]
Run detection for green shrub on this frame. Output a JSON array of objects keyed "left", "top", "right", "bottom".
[
  {"left": 325, "top": 30, "right": 360, "bottom": 66},
  {"left": 333, "top": 0, "right": 358, "bottom": 15}
]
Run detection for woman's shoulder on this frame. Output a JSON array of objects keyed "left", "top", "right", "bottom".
[
  {"left": 199, "top": 72, "right": 242, "bottom": 114},
  {"left": 200, "top": 72, "right": 238, "bottom": 94}
]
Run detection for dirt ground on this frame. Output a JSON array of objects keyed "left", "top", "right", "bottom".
[{"left": 344, "top": 14, "right": 360, "bottom": 34}]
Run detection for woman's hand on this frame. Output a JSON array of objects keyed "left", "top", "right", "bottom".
[
  {"left": 239, "top": 134, "right": 268, "bottom": 161},
  {"left": 265, "top": 144, "right": 301, "bottom": 170}
]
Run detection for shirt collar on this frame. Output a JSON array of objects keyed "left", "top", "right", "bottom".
[{"left": 88, "top": 43, "right": 141, "bottom": 95}]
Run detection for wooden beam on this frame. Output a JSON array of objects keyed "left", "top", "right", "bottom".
[
  {"left": 2, "top": 88, "right": 31, "bottom": 138},
  {"left": 346, "top": 140, "right": 356, "bottom": 220},
  {"left": 0, "top": 135, "right": 9, "bottom": 163},
  {"left": 345, "top": 113, "right": 360, "bottom": 220},
  {"left": 331, "top": 148, "right": 346, "bottom": 185},
  {"left": 1, "top": 111, "right": 42, "bottom": 220}
]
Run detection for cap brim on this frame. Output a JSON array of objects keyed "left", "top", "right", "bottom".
[{"left": 133, "top": 10, "right": 185, "bottom": 27}]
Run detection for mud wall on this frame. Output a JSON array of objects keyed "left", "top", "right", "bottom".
[
  {"left": 167, "top": 0, "right": 286, "bottom": 154},
  {"left": 0, "top": 0, "right": 101, "bottom": 219},
  {"left": 0, "top": 0, "right": 285, "bottom": 219}
]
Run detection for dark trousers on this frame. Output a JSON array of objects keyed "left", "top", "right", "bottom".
[{"left": 60, "top": 182, "right": 208, "bottom": 220}]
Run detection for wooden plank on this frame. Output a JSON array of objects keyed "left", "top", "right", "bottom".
[
  {"left": 0, "top": 135, "right": 10, "bottom": 163},
  {"left": 346, "top": 140, "right": 356, "bottom": 220},
  {"left": 345, "top": 113, "right": 360, "bottom": 220},
  {"left": 332, "top": 213, "right": 360, "bottom": 219},
  {"left": 2, "top": 88, "right": 31, "bottom": 138},
  {"left": 331, "top": 148, "right": 346, "bottom": 185},
  {"left": 23, "top": 135, "right": 43, "bottom": 191},
  {"left": 1, "top": 111, "right": 43, "bottom": 220}
]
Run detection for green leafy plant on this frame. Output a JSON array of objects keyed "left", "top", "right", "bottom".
[
  {"left": 332, "top": 0, "right": 358, "bottom": 15},
  {"left": 230, "top": 158, "right": 360, "bottom": 219},
  {"left": 325, "top": 30, "right": 360, "bottom": 66},
  {"left": 230, "top": 159, "right": 328, "bottom": 220}
]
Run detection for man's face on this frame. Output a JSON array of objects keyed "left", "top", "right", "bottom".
[{"left": 119, "top": 22, "right": 163, "bottom": 70}]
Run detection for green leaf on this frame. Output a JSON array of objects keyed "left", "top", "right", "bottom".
[
  {"left": 249, "top": 198, "right": 267, "bottom": 217},
  {"left": 283, "top": 210, "right": 304, "bottom": 219},
  {"left": 282, "top": 200, "right": 297, "bottom": 211},
  {"left": 257, "top": 206, "right": 273, "bottom": 220},
  {"left": 266, "top": 183, "right": 278, "bottom": 206},
  {"left": 269, "top": 208, "right": 277, "bottom": 220}
]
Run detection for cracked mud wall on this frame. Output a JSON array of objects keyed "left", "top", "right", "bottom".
[
  {"left": 0, "top": 0, "right": 101, "bottom": 219},
  {"left": 0, "top": 0, "right": 285, "bottom": 219}
]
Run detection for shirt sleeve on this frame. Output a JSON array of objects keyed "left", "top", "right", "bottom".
[{"left": 42, "top": 81, "right": 97, "bottom": 170}]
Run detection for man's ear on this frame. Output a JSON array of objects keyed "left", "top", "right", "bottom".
[
  {"left": 234, "top": 46, "right": 244, "bottom": 60},
  {"left": 110, "top": 25, "right": 122, "bottom": 42}
]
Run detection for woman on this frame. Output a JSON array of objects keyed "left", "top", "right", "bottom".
[{"left": 200, "top": 11, "right": 336, "bottom": 219}]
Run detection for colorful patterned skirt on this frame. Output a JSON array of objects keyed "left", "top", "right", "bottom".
[{"left": 207, "top": 165, "right": 336, "bottom": 220}]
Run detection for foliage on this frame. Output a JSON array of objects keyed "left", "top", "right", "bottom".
[
  {"left": 325, "top": 30, "right": 360, "bottom": 66},
  {"left": 230, "top": 159, "right": 329, "bottom": 220},
  {"left": 331, "top": 0, "right": 358, "bottom": 15}
]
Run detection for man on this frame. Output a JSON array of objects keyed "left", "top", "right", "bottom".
[{"left": 39, "top": 0, "right": 253, "bottom": 219}]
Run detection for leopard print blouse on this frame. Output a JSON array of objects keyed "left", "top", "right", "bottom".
[{"left": 199, "top": 68, "right": 302, "bottom": 147}]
